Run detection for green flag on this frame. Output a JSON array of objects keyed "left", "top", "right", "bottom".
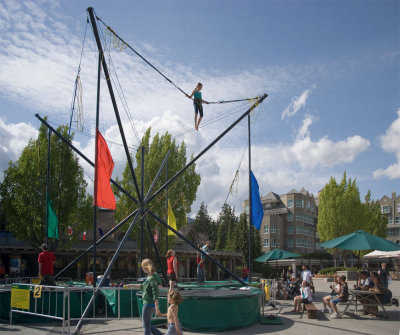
[{"left": 47, "top": 194, "right": 59, "bottom": 239}]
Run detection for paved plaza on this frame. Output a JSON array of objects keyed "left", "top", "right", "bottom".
[{"left": 1, "top": 280, "right": 399, "bottom": 335}]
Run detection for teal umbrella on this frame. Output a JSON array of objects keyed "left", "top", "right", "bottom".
[
  {"left": 254, "top": 248, "right": 301, "bottom": 262},
  {"left": 320, "top": 230, "right": 400, "bottom": 251}
]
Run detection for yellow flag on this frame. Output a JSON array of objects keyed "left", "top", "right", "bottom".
[{"left": 167, "top": 200, "right": 177, "bottom": 236}]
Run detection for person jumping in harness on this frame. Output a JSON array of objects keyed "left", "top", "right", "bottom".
[{"left": 186, "top": 83, "right": 209, "bottom": 131}]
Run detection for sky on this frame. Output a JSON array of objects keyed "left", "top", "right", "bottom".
[{"left": 0, "top": 0, "right": 399, "bottom": 218}]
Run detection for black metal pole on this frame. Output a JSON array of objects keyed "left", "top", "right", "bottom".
[
  {"left": 140, "top": 146, "right": 145, "bottom": 277},
  {"left": 93, "top": 53, "right": 101, "bottom": 288},
  {"left": 143, "top": 151, "right": 170, "bottom": 203},
  {"left": 147, "top": 94, "right": 267, "bottom": 204},
  {"left": 148, "top": 210, "right": 247, "bottom": 285},
  {"left": 35, "top": 114, "right": 139, "bottom": 205},
  {"left": 166, "top": 159, "right": 168, "bottom": 253},
  {"left": 248, "top": 113, "right": 252, "bottom": 284},
  {"left": 146, "top": 220, "right": 167, "bottom": 283},
  {"left": 87, "top": 7, "right": 142, "bottom": 203},
  {"left": 45, "top": 129, "right": 51, "bottom": 245},
  {"left": 55, "top": 209, "right": 138, "bottom": 279},
  {"left": 74, "top": 210, "right": 141, "bottom": 334}
]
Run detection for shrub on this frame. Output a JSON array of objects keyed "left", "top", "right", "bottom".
[{"left": 319, "top": 267, "right": 359, "bottom": 275}]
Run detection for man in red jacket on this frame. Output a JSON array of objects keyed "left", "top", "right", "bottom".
[{"left": 38, "top": 244, "right": 56, "bottom": 286}]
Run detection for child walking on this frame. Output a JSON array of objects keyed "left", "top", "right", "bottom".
[
  {"left": 161, "top": 291, "right": 184, "bottom": 335},
  {"left": 186, "top": 83, "right": 209, "bottom": 131}
]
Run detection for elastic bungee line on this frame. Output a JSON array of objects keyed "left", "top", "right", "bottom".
[{"left": 95, "top": 14, "right": 260, "bottom": 104}]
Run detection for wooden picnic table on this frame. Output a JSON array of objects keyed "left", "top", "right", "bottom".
[{"left": 340, "top": 289, "right": 389, "bottom": 318}]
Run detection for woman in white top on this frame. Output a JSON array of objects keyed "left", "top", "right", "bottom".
[{"left": 292, "top": 281, "right": 312, "bottom": 312}]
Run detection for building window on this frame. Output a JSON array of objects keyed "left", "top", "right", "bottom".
[
  {"left": 387, "top": 229, "right": 394, "bottom": 236},
  {"left": 288, "top": 212, "right": 294, "bottom": 221},
  {"left": 306, "top": 240, "right": 313, "bottom": 248},
  {"left": 306, "top": 201, "right": 310, "bottom": 210},
  {"left": 287, "top": 199, "right": 293, "bottom": 208},
  {"left": 388, "top": 217, "right": 393, "bottom": 224},
  {"left": 381, "top": 206, "right": 391, "bottom": 214},
  {"left": 271, "top": 225, "right": 277, "bottom": 234},
  {"left": 264, "top": 203, "right": 272, "bottom": 209},
  {"left": 245, "top": 206, "right": 249, "bottom": 214},
  {"left": 296, "top": 226, "right": 303, "bottom": 234},
  {"left": 271, "top": 238, "right": 279, "bottom": 247},
  {"left": 296, "top": 239, "right": 304, "bottom": 247},
  {"left": 296, "top": 199, "right": 303, "bottom": 208},
  {"left": 398, "top": 204, "right": 400, "bottom": 213},
  {"left": 396, "top": 217, "right": 400, "bottom": 224},
  {"left": 287, "top": 239, "right": 294, "bottom": 247},
  {"left": 288, "top": 226, "right": 294, "bottom": 234},
  {"left": 296, "top": 214, "right": 304, "bottom": 221},
  {"left": 263, "top": 239, "right": 269, "bottom": 247},
  {"left": 264, "top": 225, "right": 269, "bottom": 234}
]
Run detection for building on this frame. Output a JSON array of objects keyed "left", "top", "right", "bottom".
[
  {"left": 244, "top": 188, "right": 320, "bottom": 254},
  {"left": 379, "top": 191, "right": 400, "bottom": 245}
]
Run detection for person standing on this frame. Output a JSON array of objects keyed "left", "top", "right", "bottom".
[
  {"left": 186, "top": 83, "right": 209, "bottom": 131},
  {"left": 378, "top": 262, "right": 389, "bottom": 288},
  {"left": 141, "top": 258, "right": 163, "bottom": 335},
  {"left": 38, "top": 243, "right": 56, "bottom": 286},
  {"left": 196, "top": 248, "right": 205, "bottom": 285},
  {"left": 241, "top": 264, "right": 249, "bottom": 282},
  {"left": 166, "top": 249, "right": 179, "bottom": 292},
  {"left": 301, "top": 265, "right": 314, "bottom": 293}
]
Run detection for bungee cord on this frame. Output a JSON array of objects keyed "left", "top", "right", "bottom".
[{"left": 94, "top": 13, "right": 260, "bottom": 104}]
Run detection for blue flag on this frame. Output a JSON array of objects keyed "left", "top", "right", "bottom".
[{"left": 250, "top": 171, "right": 264, "bottom": 230}]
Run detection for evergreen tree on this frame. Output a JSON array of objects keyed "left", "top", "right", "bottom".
[{"left": 215, "top": 204, "right": 236, "bottom": 251}]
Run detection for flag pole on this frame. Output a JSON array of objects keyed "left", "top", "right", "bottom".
[
  {"left": 248, "top": 113, "right": 252, "bottom": 284},
  {"left": 45, "top": 128, "right": 51, "bottom": 246},
  {"left": 93, "top": 53, "right": 101, "bottom": 287},
  {"left": 140, "top": 146, "right": 145, "bottom": 277},
  {"left": 165, "top": 159, "right": 168, "bottom": 253}
]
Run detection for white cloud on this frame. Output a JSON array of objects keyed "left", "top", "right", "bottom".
[
  {"left": 0, "top": 119, "right": 38, "bottom": 178},
  {"left": 282, "top": 87, "right": 313, "bottom": 119},
  {"left": 373, "top": 109, "right": 400, "bottom": 180}
]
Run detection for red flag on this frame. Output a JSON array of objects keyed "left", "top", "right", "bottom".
[
  {"left": 95, "top": 130, "right": 116, "bottom": 209},
  {"left": 68, "top": 226, "right": 73, "bottom": 235},
  {"left": 83, "top": 231, "right": 86, "bottom": 240}
]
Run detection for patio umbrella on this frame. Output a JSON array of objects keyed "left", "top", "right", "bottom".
[
  {"left": 254, "top": 249, "right": 301, "bottom": 262},
  {"left": 363, "top": 250, "right": 390, "bottom": 259},
  {"left": 320, "top": 230, "right": 400, "bottom": 251}
]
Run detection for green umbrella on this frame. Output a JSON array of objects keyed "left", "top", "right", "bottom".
[
  {"left": 320, "top": 230, "right": 400, "bottom": 251},
  {"left": 254, "top": 248, "right": 301, "bottom": 262}
]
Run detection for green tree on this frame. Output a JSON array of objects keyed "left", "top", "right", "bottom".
[
  {"left": 114, "top": 128, "right": 201, "bottom": 257},
  {"left": 193, "top": 202, "right": 217, "bottom": 245},
  {"left": 317, "top": 172, "right": 363, "bottom": 242},
  {"left": 0, "top": 122, "right": 93, "bottom": 251},
  {"left": 361, "top": 190, "right": 387, "bottom": 237},
  {"left": 215, "top": 204, "right": 237, "bottom": 251}
]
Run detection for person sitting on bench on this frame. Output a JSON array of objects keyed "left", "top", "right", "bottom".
[
  {"left": 292, "top": 281, "right": 312, "bottom": 312},
  {"left": 366, "top": 272, "right": 392, "bottom": 317},
  {"left": 329, "top": 275, "right": 349, "bottom": 319}
]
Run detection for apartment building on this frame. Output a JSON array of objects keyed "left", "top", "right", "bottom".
[
  {"left": 379, "top": 192, "right": 400, "bottom": 245},
  {"left": 244, "top": 188, "right": 319, "bottom": 254}
]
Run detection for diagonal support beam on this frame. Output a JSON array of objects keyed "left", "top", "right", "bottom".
[
  {"left": 74, "top": 209, "right": 141, "bottom": 334},
  {"left": 147, "top": 94, "right": 267, "bottom": 204},
  {"left": 87, "top": 7, "right": 142, "bottom": 203},
  {"left": 143, "top": 150, "right": 170, "bottom": 203},
  {"left": 148, "top": 210, "right": 247, "bottom": 286},
  {"left": 145, "top": 220, "right": 168, "bottom": 283},
  {"left": 55, "top": 209, "right": 138, "bottom": 279},
  {"left": 35, "top": 113, "right": 139, "bottom": 205}
]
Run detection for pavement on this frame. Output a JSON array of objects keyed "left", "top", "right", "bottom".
[{"left": 1, "top": 280, "right": 399, "bottom": 335}]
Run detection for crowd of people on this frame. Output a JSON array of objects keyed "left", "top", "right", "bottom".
[{"left": 279, "top": 262, "right": 395, "bottom": 319}]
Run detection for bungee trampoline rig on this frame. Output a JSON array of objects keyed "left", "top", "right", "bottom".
[{"left": 35, "top": 7, "right": 268, "bottom": 333}]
